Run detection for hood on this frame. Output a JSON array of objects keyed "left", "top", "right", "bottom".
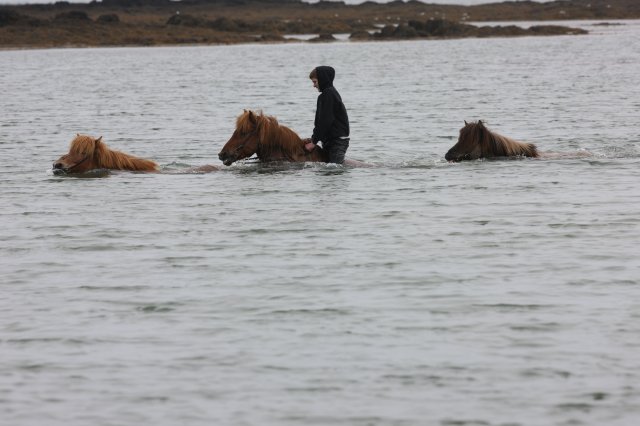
[{"left": 315, "top": 66, "right": 335, "bottom": 92}]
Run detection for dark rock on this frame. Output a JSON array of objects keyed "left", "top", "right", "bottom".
[
  {"left": 312, "top": 1, "right": 346, "bottom": 8},
  {"left": 592, "top": 22, "right": 624, "bottom": 26},
  {"left": 374, "top": 23, "right": 419, "bottom": 39},
  {"left": 529, "top": 25, "right": 588, "bottom": 35},
  {"left": 309, "top": 33, "right": 337, "bottom": 42},
  {"left": 257, "top": 33, "right": 286, "bottom": 42},
  {"left": 476, "top": 24, "right": 526, "bottom": 37},
  {"left": 378, "top": 24, "right": 396, "bottom": 38},
  {"left": 349, "top": 30, "right": 371, "bottom": 40},
  {"left": 393, "top": 23, "right": 418, "bottom": 38},
  {"left": 419, "top": 19, "right": 477, "bottom": 37}
]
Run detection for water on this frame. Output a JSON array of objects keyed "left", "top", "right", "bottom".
[{"left": 2, "top": 20, "right": 640, "bottom": 426}]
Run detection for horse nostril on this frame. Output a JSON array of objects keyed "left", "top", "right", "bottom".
[
  {"left": 218, "top": 152, "right": 226, "bottom": 161},
  {"left": 53, "top": 162, "right": 62, "bottom": 169}
]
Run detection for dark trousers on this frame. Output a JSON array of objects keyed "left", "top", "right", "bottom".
[{"left": 324, "top": 138, "right": 349, "bottom": 164}]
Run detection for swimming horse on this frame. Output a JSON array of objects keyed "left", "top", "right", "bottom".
[
  {"left": 53, "top": 134, "right": 219, "bottom": 174},
  {"left": 218, "top": 110, "right": 328, "bottom": 166},
  {"left": 445, "top": 120, "right": 539, "bottom": 162},
  {"left": 53, "top": 134, "right": 159, "bottom": 174}
]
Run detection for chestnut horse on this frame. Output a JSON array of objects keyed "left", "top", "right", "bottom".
[
  {"left": 445, "top": 120, "right": 539, "bottom": 162},
  {"left": 53, "top": 134, "right": 159, "bottom": 174},
  {"left": 218, "top": 110, "right": 328, "bottom": 166}
]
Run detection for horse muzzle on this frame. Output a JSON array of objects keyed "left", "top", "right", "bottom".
[
  {"left": 52, "top": 155, "right": 90, "bottom": 174},
  {"left": 445, "top": 151, "right": 471, "bottom": 162},
  {"left": 444, "top": 151, "right": 458, "bottom": 162},
  {"left": 218, "top": 151, "right": 235, "bottom": 166},
  {"left": 52, "top": 162, "right": 71, "bottom": 174}
]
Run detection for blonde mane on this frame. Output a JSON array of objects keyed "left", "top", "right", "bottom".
[
  {"left": 446, "top": 121, "right": 538, "bottom": 161},
  {"left": 70, "top": 135, "right": 158, "bottom": 171},
  {"left": 479, "top": 124, "right": 538, "bottom": 158}
]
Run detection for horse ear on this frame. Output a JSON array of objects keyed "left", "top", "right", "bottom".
[
  {"left": 248, "top": 110, "right": 256, "bottom": 123},
  {"left": 464, "top": 120, "right": 468, "bottom": 125},
  {"left": 95, "top": 136, "right": 103, "bottom": 143}
]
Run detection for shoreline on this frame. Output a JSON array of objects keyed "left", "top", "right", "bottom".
[
  {"left": 0, "top": 25, "right": 614, "bottom": 53},
  {"left": 1, "top": 0, "right": 639, "bottom": 50}
]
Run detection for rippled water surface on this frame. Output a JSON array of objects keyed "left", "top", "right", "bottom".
[{"left": 2, "top": 21, "right": 640, "bottom": 426}]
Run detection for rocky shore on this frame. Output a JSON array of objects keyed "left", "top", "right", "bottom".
[{"left": 1, "top": 0, "right": 637, "bottom": 49}]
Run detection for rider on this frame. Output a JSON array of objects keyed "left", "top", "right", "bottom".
[{"left": 304, "top": 66, "right": 350, "bottom": 164}]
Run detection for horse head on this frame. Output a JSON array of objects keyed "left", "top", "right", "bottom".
[
  {"left": 53, "top": 134, "right": 158, "bottom": 174},
  {"left": 445, "top": 120, "right": 538, "bottom": 161},
  {"left": 445, "top": 121, "right": 486, "bottom": 162},
  {"left": 218, "top": 110, "right": 261, "bottom": 166},
  {"left": 53, "top": 134, "right": 102, "bottom": 174}
]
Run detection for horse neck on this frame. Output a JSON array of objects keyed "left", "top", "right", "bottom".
[
  {"left": 481, "top": 128, "right": 513, "bottom": 157},
  {"left": 485, "top": 129, "right": 538, "bottom": 158},
  {"left": 256, "top": 120, "right": 305, "bottom": 162},
  {"left": 480, "top": 128, "right": 502, "bottom": 157},
  {"left": 98, "top": 145, "right": 156, "bottom": 170}
]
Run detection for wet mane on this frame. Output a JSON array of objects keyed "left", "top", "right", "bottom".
[
  {"left": 70, "top": 135, "right": 158, "bottom": 171},
  {"left": 237, "top": 111, "right": 306, "bottom": 160},
  {"left": 473, "top": 121, "right": 538, "bottom": 157},
  {"left": 446, "top": 121, "right": 538, "bottom": 161}
]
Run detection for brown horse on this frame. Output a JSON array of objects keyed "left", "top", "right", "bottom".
[
  {"left": 53, "top": 134, "right": 159, "bottom": 174},
  {"left": 218, "top": 110, "right": 328, "bottom": 166},
  {"left": 445, "top": 120, "right": 539, "bottom": 162}
]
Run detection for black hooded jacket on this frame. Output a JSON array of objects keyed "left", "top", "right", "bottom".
[{"left": 311, "top": 66, "right": 349, "bottom": 144}]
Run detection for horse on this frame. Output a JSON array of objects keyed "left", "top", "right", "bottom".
[
  {"left": 53, "top": 134, "right": 159, "bottom": 174},
  {"left": 218, "top": 110, "right": 328, "bottom": 166},
  {"left": 445, "top": 120, "right": 539, "bottom": 162}
]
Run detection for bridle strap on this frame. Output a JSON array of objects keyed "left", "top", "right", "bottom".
[
  {"left": 65, "top": 155, "right": 90, "bottom": 172},
  {"left": 230, "top": 126, "right": 260, "bottom": 158}
]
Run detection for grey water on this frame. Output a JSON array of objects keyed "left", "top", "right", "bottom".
[{"left": 1, "top": 20, "right": 640, "bottom": 426}]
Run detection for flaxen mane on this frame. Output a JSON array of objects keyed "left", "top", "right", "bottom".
[
  {"left": 474, "top": 121, "right": 538, "bottom": 157},
  {"left": 70, "top": 135, "right": 158, "bottom": 171},
  {"left": 446, "top": 121, "right": 539, "bottom": 162}
]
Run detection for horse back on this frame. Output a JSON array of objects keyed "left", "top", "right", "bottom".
[{"left": 526, "top": 143, "right": 540, "bottom": 158}]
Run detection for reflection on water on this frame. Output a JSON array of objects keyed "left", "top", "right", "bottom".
[{"left": 1, "top": 20, "right": 640, "bottom": 426}]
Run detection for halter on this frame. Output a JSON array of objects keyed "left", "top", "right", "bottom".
[
  {"left": 229, "top": 126, "right": 260, "bottom": 159},
  {"left": 60, "top": 154, "right": 90, "bottom": 173}
]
